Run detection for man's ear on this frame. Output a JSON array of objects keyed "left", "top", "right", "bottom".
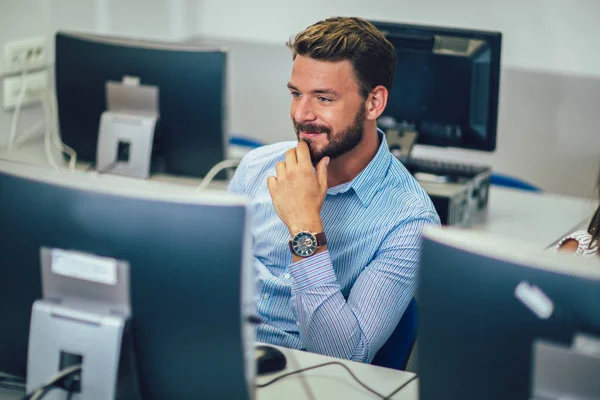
[{"left": 365, "top": 85, "right": 389, "bottom": 121}]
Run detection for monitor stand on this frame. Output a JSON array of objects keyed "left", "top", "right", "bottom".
[
  {"left": 96, "top": 77, "right": 159, "bottom": 179},
  {"left": 530, "top": 335, "right": 600, "bottom": 399},
  {"left": 26, "top": 248, "right": 140, "bottom": 400}
]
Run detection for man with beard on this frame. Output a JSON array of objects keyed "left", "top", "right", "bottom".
[{"left": 227, "top": 17, "right": 439, "bottom": 363}]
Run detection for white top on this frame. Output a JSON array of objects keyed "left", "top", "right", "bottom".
[{"left": 556, "top": 230, "right": 599, "bottom": 258}]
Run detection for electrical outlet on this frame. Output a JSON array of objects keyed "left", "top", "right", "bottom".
[
  {"left": 3, "top": 36, "right": 47, "bottom": 74},
  {"left": 2, "top": 71, "right": 49, "bottom": 110}
]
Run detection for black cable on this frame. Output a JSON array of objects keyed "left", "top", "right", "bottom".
[
  {"left": 256, "top": 360, "right": 419, "bottom": 399},
  {"left": 383, "top": 375, "right": 418, "bottom": 400},
  {"left": 256, "top": 361, "right": 387, "bottom": 399}
]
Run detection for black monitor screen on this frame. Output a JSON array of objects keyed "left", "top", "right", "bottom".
[
  {"left": 55, "top": 32, "right": 228, "bottom": 178},
  {"left": 372, "top": 21, "right": 502, "bottom": 152}
]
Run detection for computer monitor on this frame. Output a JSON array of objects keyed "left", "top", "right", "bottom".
[
  {"left": 0, "top": 160, "right": 254, "bottom": 399},
  {"left": 418, "top": 227, "right": 600, "bottom": 400},
  {"left": 371, "top": 21, "right": 502, "bottom": 152},
  {"left": 55, "top": 31, "right": 229, "bottom": 178}
]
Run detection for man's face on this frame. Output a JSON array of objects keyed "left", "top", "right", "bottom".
[{"left": 288, "top": 55, "right": 367, "bottom": 165}]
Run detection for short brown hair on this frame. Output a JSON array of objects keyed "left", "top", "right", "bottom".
[{"left": 287, "top": 17, "right": 397, "bottom": 99}]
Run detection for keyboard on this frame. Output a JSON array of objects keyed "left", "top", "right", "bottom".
[{"left": 402, "top": 157, "right": 491, "bottom": 180}]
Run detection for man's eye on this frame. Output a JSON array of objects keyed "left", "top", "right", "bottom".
[
  {"left": 290, "top": 91, "right": 301, "bottom": 98},
  {"left": 318, "top": 97, "right": 332, "bottom": 103}
]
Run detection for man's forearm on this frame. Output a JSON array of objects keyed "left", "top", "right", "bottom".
[{"left": 289, "top": 251, "right": 371, "bottom": 362}]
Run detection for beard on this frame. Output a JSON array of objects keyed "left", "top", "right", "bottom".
[{"left": 293, "top": 105, "right": 366, "bottom": 165}]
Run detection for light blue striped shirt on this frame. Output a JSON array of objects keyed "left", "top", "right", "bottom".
[{"left": 227, "top": 132, "right": 440, "bottom": 362}]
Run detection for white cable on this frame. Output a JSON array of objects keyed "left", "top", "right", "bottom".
[
  {"left": 46, "top": 86, "right": 77, "bottom": 170},
  {"left": 12, "top": 120, "right": 45, "bottom": 149},
  {"left": 195, "top": 159, "right": 240, "bottom": 191},
  {"left": 6, "top": 57, "right": 28, "bottom": 152},
  {"left": 28, "top": 364, "right": 82, "bottom": 400},
  {"left": 41, "top": 90, "right": 58, "bottom": 170}
]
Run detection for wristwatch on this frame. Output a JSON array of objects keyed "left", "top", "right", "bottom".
[{"left": 289, "top": 231, "right": 327, "bottom": 258}]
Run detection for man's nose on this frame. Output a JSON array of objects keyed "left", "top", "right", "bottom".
[{"left": 294, "top": 98, "right": 316, "bottom": 123}]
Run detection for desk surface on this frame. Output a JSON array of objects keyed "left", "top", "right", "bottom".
[
  {"left": 256, "top": 346, "right": 418, "bottom": 400},
  {"left": 468, "top": 186, "right": 596, "bottom": 248}
]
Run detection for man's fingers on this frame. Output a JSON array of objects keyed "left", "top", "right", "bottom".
[
  {"left": 275, "top": 161, "right": 286, "bottom": 179},
  {"left": 316, "top": 156, "right": 329, "bottom": 193},
  {"left": 285, "top": 148, "right": 297, "bottom": 166},
  {"left": 267, "top": 176, "right": 278, "bottom": 195},
  {"left": 296, "top": 141, "right": 312, "bottom": 166}
]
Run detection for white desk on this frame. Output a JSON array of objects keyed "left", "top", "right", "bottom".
[
  {"left": 256, "top": 346, "right": 418, "bottom": 400},
  {"left": 0, "top": 346, "right": 417, "bottom": 400},
  {"left": 468, "top": 186, "right": 596, "bottom": 248}
]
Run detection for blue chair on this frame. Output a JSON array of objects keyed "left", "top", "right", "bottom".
[
  {"left": 229, "top": 135, "right": 266, "bottom": 149},
  {"left": 371, "top": 298, "right": 418, "bottom": 370},
  {"left": 490, "top": 173, "right": 542, "bottom": 192}
]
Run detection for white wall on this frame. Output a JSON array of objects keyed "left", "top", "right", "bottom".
[
  {"left": 0, "top": 0, "right": 200, "bottom": 154},
  {"left": 197, "top": 0, "right": 600, "bottom": 78},
  {"left": 1, "top": 0, "right": 599, "bottom": 198}
]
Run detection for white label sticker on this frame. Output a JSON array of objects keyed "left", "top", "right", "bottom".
[
  {"left": 51, "top": 249, "right": 117, "bottom": 286},
  {"left": 514, "top": 281, "right": 554, "bottom": 319}
]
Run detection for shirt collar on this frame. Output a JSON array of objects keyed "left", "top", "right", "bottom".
[{"left": 326, "top": 129, "right": 392, "bottom": 207}]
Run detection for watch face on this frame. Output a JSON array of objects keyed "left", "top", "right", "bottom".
[{"left": 292, "top": 231, "right": 317, "bottom": 257}]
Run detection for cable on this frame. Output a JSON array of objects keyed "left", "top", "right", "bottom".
[
  {"left": 21, "top": 364, "right": 81, "bottom": 400},
  {"left": 47, "top": 84, "right": 77, "bottom": 170},
  {"left": 383, "top": 375, "right": 418, "bottom": 400},
  {"left": 7, "top": 57, "right": 29, "bottom": 152},
  {"left": 256, "top": 361, "right": 387, "bottom": 399},
  {"left": 86, "top": 159, "right": 119, "bottom": 173},
  {"left": 94, "top": 159, "right": 119, "bottom": 174},
  {"left": 195, "top": 159, "right": 240, "bottom": 191},
  {"left": 12, "top": 120, "right": 45, "bottom": 149},
  {"left": 256, "top": 360, "right": 419, "bottom": 399},
  {"left": 38, "top": 86, "right": 59, "bottom": 170}
]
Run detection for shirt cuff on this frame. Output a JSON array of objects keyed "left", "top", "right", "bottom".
[{"left": 289, "top": 250, "right": 337, "bottom": 293}]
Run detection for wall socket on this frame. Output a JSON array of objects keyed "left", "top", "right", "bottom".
[
  {"left": 2, "top": 71, "right": 49, "bottom": 110},
  {"left": 3, "top": 36, "right": 47, "bottom": 75}
]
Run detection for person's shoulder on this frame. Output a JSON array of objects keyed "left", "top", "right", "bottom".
[
  {"left": 378, "top": 157, "right": 440, "bottom": 223},
  {"left": 557, "top": 230, "right": 599, "bottom": 256}
]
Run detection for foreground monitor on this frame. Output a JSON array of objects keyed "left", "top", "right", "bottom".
[
  {"left": 418, "top": 227, "right": 600, "bottom": 399},
  {"left": 0, "top": 160, "right": 254, "bottom": 399}
]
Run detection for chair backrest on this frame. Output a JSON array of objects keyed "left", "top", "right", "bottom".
[
  {"left": 490, "top": 173, "right": 542, "bottom": 192},
  {"left": 371, "top": 298, "right": 418, "bottom": 370}
]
